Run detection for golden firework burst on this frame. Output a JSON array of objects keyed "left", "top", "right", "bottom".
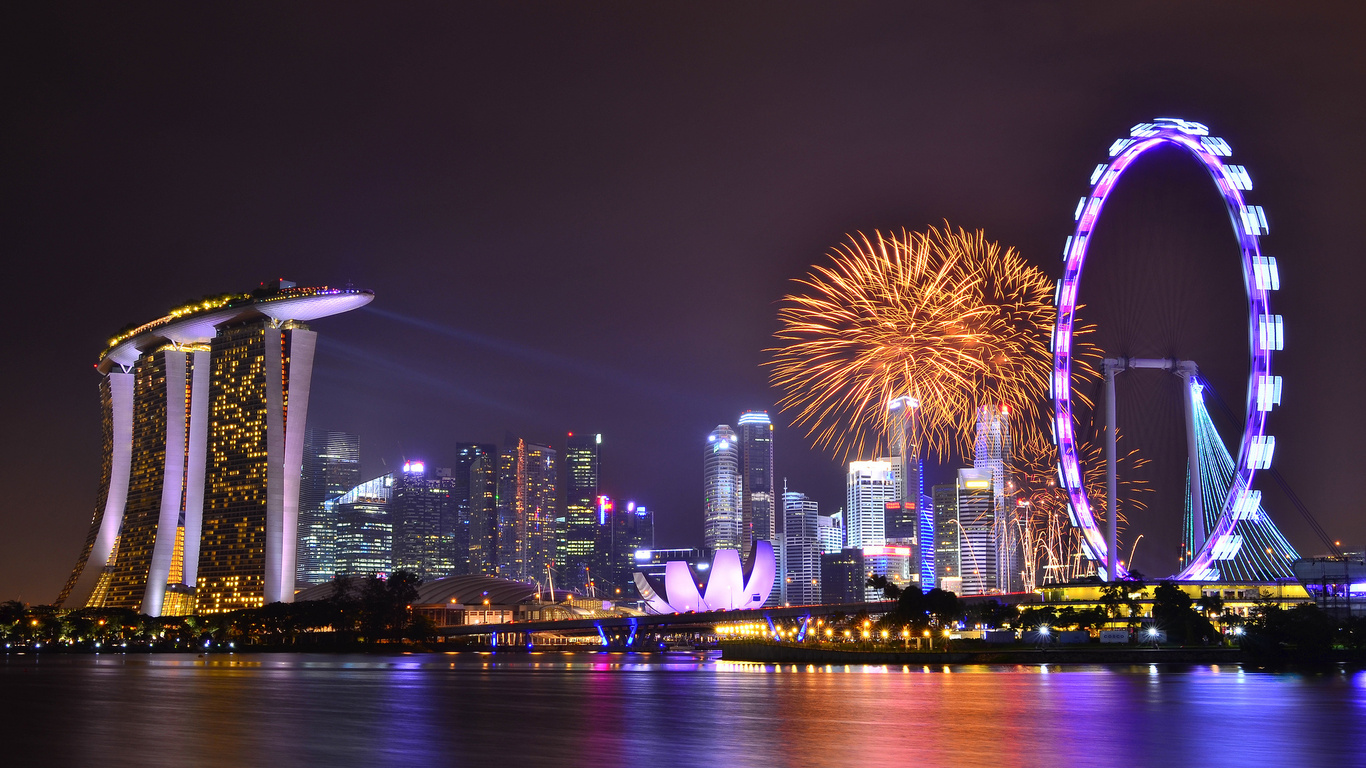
[{"left": 768, "top": 224, "right": 1097, "bottom": 462}]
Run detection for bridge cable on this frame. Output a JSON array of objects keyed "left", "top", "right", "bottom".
[{"left": 1200, "top": 381, "right": 1341, "bottom": 557}]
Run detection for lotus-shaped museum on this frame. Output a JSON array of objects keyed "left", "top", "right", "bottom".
[{"left": 633, "top": 541, "right": 775, "bottom": 614}]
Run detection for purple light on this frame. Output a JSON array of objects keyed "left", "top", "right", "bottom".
[{"left": 1052, "top": 118, "right": 1278, "bottom": 581}]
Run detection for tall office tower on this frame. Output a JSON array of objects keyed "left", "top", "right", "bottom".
[
  {"left": 737, "top": 411, "right": 775, "bottom": 551},
  {"left": 932, "top": 483, "right": 961, "bottom": 592},
  {"left": 496, "top": 436, "right": 529, "bottom": 582},
  {"left": 562, "top": 433, "right": 600, "bottom": 593},
  {"left": 467, "top": 450, "right": 499, "bottom": 576},
  {"left": 846, "top": 461, "right": 896, "bottom": 549},
  {"left": 820, "top": 548, "right": 865, "bottom": 605},
  {"left": 973, "top": 405, "right": 1019, "bottom": 592},
  {"left": 818, "top": 513, "right": 844, "bottom": 554},
  {"left": 703, "top": 425, "right": 743, "bottom": 551},
  {"left": 390, "top": 461, "right": 456, "bottom": 580},
  {"left": 886, "top": 397, "right": 936, "bottom": 588},
  {"left": 452, "top": 442, "right": 495, "bottom": 576},
  {"left": 296, "top": 428, "right": 361, "bottom": 586},
  {"left": 783, "top": 490, "right": 821, "bottom": 606},
  {"left": 602, "top": 498, "right": 654, "bottom": 598},
  {"left": 333, "top": 474, "right": 393, "bottom": 578},
  {"left": 954, "top": 468, "right": 997, "bottom": 596},
  {"left": 524, "top": 443, "right": 558, "bottom": 587},
  {"left": 57, "top": 282, "right": 373, "bottom": 615}
]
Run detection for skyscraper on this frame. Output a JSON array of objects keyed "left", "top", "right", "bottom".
[
  {"left": 296, "top": 428, "right": 360, "bottom": 586},
  {"left": 496, "top": 436, "right": 528, "bottom": 582},
  {"left": 738, "top": 411, "right": 775, "bottom": 551},
  {"left": 467, "top": 449, "right": 498, "bottom": 576},
  {"left": 818, "top": 513, "right": 844, "bottom": 554},
  {"left": 333, "top": 474, "right": 393, "bottom": 579},
  {"left": 932, "top": 483, "right": 960, "bottom": 592},
  {"left": 846, "top": 461, "right": 896, "bottom": 549},
  {"left": 954, "top": 468, "right": 997, "bottom": 596},
  {"left": 602, "top": 497, "right": 654, "bottom": 599},
  {"left": 703, "top": 425, "right": 742, "bottom": 551},
  {"left": 562, "top": 433, "right": 601, "bottom": 593},
  {"left": 783, "top": 489, "right": 820, "bottom": 606},
  {"left": 524, "top": 442, "right": 558, "bottom": 586},
  {"left": 390, "top": 461, "right": 457, "bottom": 580},
  {"left": 58, "top": 283, "right": 373, "bottom": 615},
  {"left": 973, "top": 405, "right": 1019, "bottom": 592},
  {"left": 453, "top": 442, "right": 496, "bottom": 576}
]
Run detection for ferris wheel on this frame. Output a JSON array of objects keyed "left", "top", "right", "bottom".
[{"left": 1050, "top": 117, "right": 1283, "bottom": 582}]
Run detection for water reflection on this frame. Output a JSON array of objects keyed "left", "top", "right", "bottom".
[{"left": 3, "top": 652, "right": 1363, "bottom": 767}]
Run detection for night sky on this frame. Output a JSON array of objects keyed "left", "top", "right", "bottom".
[{"left": 4, "top": 3, "right": 1364, "bottom": 601}]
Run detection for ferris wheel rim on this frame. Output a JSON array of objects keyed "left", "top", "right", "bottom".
[{"left": 1050, "top": 117, "right": 1279, "bottom": 582}]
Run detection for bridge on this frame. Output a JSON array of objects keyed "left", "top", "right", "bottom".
[{"left": 437, "top": 594, "right": 1040, "bottom": 649}]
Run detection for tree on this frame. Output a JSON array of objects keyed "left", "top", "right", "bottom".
[
  {"left": 1151, "top": 581, "right": 1214, "bottom": 645},
  {"left": 895, "top": 586, "right": 927, "bottom": 628},
  {"left": 924, "top": 589, "right": 962, "bottom": 626},
  {"left": 867, "top": 575, "right": 902, "bottom": 600},
  {"left": 1098, "top": 583, "right": 1125, "bottom": 627}
]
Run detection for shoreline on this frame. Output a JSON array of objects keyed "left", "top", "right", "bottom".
[{"left": 718, "top": 641, "right": 1362, "bottom": 666}]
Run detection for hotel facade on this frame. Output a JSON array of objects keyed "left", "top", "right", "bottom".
[{"left": 56, "top": 281, "right": 373, "bottom": 616}]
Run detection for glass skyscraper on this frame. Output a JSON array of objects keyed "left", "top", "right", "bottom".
[
  {"left": 846, "top": 460, "right": 896, "bottom": 549},
  {"left": 737, "top": 411, "right": 775, "bottom": 551},
  {"left": 562, "top": 433, "right": 600, "bottom": 593},
  {"left": 782, "top": 490, "right": 820, "bottom": 606},
  {"left": 973, "top": 405, "right": 1018, "bottom": 593},
  {"left": 296, "top": 428, "right": 360, "bottom": 586},
  {"left": 954, "top": 468, "right": 997, "bottom": 596},
  {"left": 454, "top": 442, "right": 497, "bottom": 576},
  {"left": 390, "top": 461, "right": 457, "bottom": 580},
  {"left": 703, "top": 425, "right": 742, "bottom": 551},
  {"left": 524, "top": 442, "right": 557, "bottom": 586},
  {"left": 333, "top": 474, "right": 393, "bottom": 578}
]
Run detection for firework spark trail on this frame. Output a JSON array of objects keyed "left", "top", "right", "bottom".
[
  {"left": 1016, "top": 433, "right": 1152, "bottom": 587},
  {"left": 768, "top": 224, "right": 1099, "bottom": 463}
]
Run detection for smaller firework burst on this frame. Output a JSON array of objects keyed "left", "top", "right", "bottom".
[{"left": 1013, "top": 432, "right": 1152, "bottom": 590}]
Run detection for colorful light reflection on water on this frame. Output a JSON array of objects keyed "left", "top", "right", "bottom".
[{"left": 3, "top": 652, "right": 1363, "bottom": 767}]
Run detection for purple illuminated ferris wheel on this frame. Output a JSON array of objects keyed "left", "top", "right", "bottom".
[{"left": 1051, "top": 117, "right": 1283, "bottom": 582}]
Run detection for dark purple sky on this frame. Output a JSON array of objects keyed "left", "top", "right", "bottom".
[{"left": 3, "top": 3, "right": 1364, "bottom": 600}]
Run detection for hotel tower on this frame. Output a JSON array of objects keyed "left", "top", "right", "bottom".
[{"left": 56, "top": 281, "right": 373, "bottom": 616}]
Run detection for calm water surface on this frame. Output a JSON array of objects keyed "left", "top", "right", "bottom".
[{"left": 3, "top": 652, "right": 1364, "bottom": 767}]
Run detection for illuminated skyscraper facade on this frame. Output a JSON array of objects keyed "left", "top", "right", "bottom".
[
  {"left": 703, "top": 425, "right": 742, "bottom": 551},
  {"left": 602, "top": 497, "right": 653, "bottom": 599},
  {"left": 562, "top": 433, "right": 600, "bottom": 593},
  {"left": 333, "top": 474, "right": 393, "bottom": 578},
  {"left": 846, "top": 461, "right": 896, "bottom": 549},
  {"left": 296, "top": 428, "right": 360, "bottom": 585},
  {"left": 466, "top": 449, "right": 498, "bottom": 576},
  {"left": 57, "top": 283, "right": 373, "bottom": 615},
  {"left": 973, "top": 405, "right": 1019, "bottom": 593},
  {"left": 524, "top": 442, "right": 558, "bottom": 586},
  {"left": 737, "top": 411, "right": 775, "bottom": 551},
  {"left": 818, "top": 513, "right": 844, "bottom": 554},
  {"left": 455, "top": 442, "right": 496, "bottom": 576},
  {"left": 496, "top": 436, "right": 528, "bottom": 582},
  {"left": 954, "top": 468, "right": 997, "bottom": 596},
  {"left": 932, "top": 483, "right": 960, "bottom": 591},
  {"left": 391, "top": 461, "right": 457, "bottom": 580},
  {"left": 783, "top": 490, "right": 820, "bottom": 606}
]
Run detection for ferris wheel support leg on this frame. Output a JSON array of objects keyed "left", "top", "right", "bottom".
[
  {"left": 1176, "top": 361, "right": 1205, "bottom": 558},
  {"left": 1103, "top": 358, "right": 1124, "bottom": 581}
]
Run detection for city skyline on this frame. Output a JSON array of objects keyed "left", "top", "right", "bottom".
[{"left": 5, "top": 5, "right": 1366, "bottom": 603}]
